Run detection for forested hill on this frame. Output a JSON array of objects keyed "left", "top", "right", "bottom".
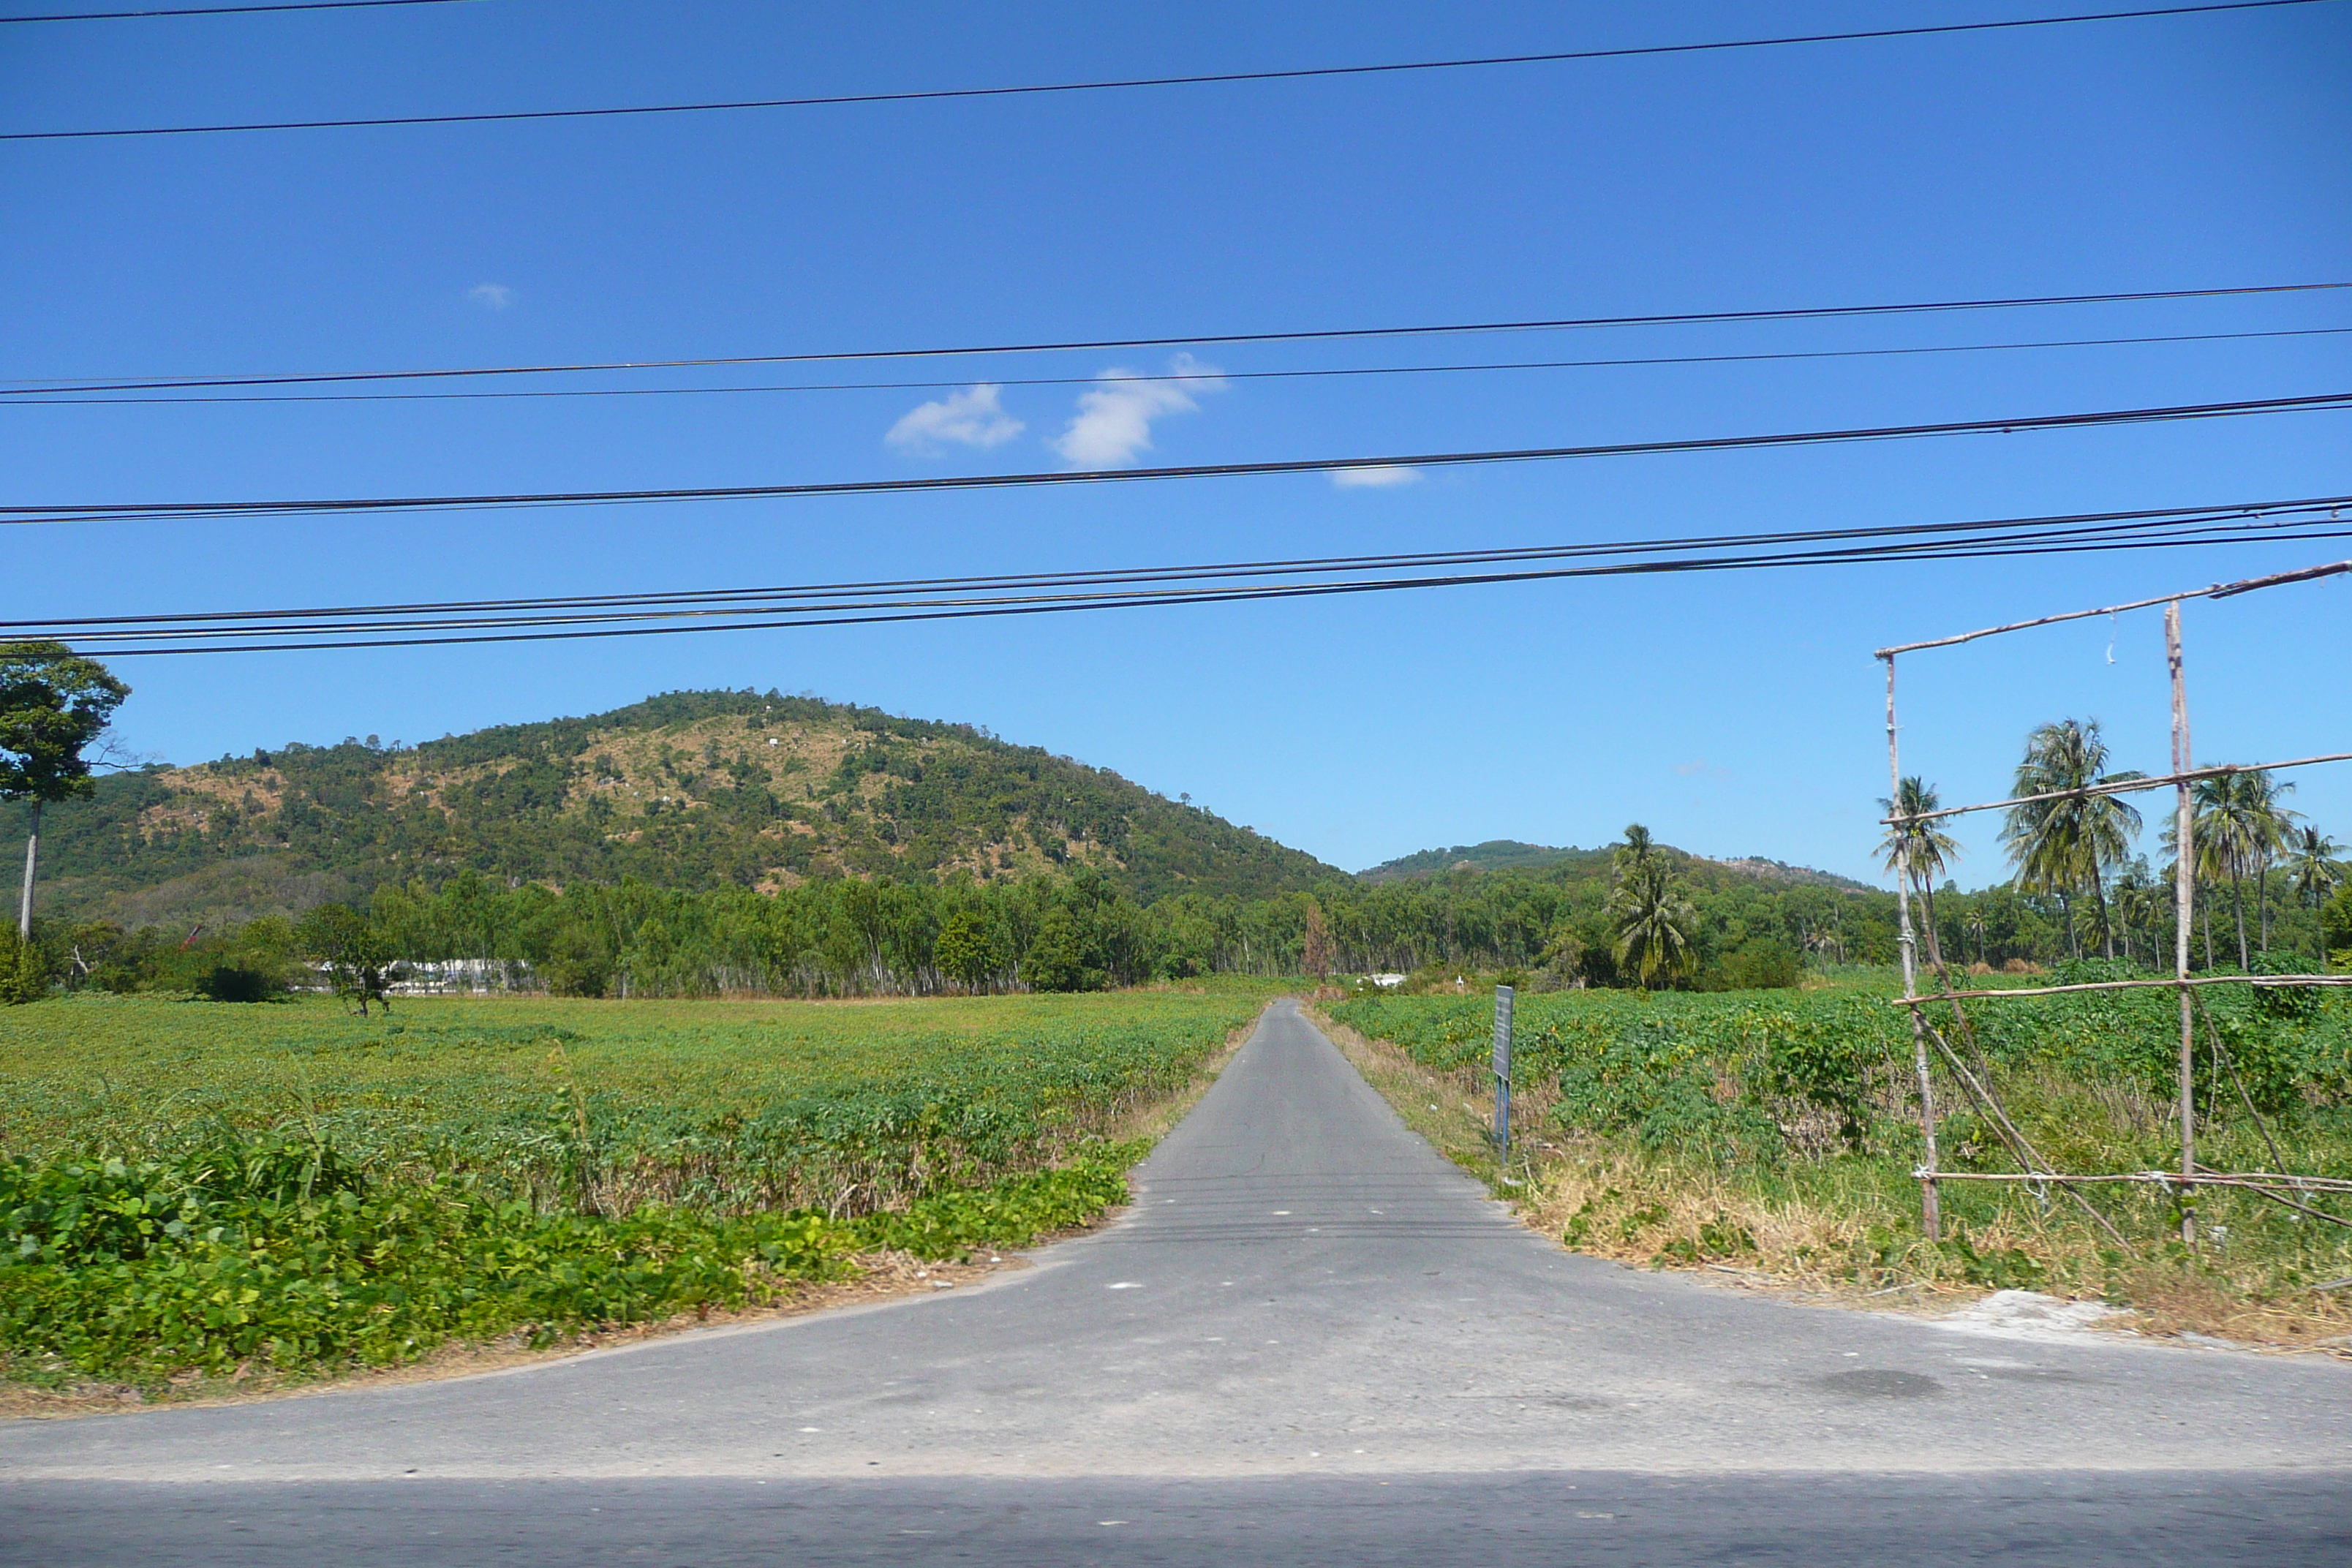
[
  {"left": 12, "top": 690, "right": 1341, "bottom": 927},
  {"left": 1357, "top": 841, "right": 1605, "bottom": 881},
  {"left": 1360, "top": 840, "right": 1869, "bottom": 892}
]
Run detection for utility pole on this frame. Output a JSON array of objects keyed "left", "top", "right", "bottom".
[{"left": 1492, "top": 984, "right": 1514, "bottom": 1158}]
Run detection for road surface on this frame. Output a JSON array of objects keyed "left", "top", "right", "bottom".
[{"left": 4, "top": 999, "right": 2346, "bottom": 1563}]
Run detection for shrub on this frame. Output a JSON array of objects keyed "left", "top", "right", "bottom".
[
  {"left": 1709, "top": 938, "right": 1802, "bottom": 991},
  {"left": 192, "top": 965, "right": 282, "bottom": 1003},
  {"left": 0, "top": 1134, "right": 1139, "bottom": 1389},
  {"left": 0, "top": 926, "right": 46, "bottom": 1006}
]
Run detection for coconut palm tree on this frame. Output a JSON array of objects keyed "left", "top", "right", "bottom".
[
  {"left": 2194, "top": 769, "right": 2294, "bottom": 968},
  {"left": 1878, "top": 776, "right": 1960, "bottom": 973},
  {"left": 1999, "top": 719, "right": 2144, "bottom": 960},
  {"left": 1964, "top": 907, "right": 1989, "bottom": 968},
  {"left": 2110, "top": 860, "right": 2168, "bottom": 969},
  {"left": 1614, "top": 823, "right": 1657, "bottom": 879},
  {"left": 1608, "top": 859, "right": 1696, "bottom": 988},
  {"left": 2288, "top": 826, "right": 2345, "bottom": 965},
  {"left": 2249, "top": 773, "right": 2296, "bottom": 951}
]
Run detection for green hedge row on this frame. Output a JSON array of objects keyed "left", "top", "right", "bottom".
[{"left": 1, "top": 1133, "right": 1140, "bottom": 1390}]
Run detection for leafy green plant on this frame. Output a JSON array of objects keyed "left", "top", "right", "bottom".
[{"left": 0, "top": 1131, "right": 1145, "bottom": 1390}]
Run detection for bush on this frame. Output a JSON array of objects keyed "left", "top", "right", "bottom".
[
  {"left": 0, "top": 1134, "right": 1140, "bottom": 1390},
  {"left": 1551, "top": 1019, "right": 1775, "bottom": 1161},
  {"left": 1709, "top": 938, "right": 1802, "bottom": 991},
  {"left": 192, "top": 965, "right": 282, "bottom": 1003},
  {"left": 1749, "top": 1007, "right": 1873, "bottom": 1148},
  {"left": 0, "top": 925, "right": 47, "bottom": 1005}
]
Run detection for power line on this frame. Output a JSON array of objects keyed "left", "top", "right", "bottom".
[
  {"left": 12, "top": 325, "right": 2348, "bottom": 409},
  {"left": 39, "top": 506, "right": 2352, "bottom": 647},
  {"left": 4, "top": 282, "right": 2341, "bottom": 397},
  {"left": 3, "top": 1, "right": 2332, "bottom": 140},
  {"left": 0, "top": 0, "right": 470, "bottom": 22},
  {"left": 10, "top": 391, "right": 2347, "bottom": 527},
  {"left": 23, "top": 496, "right": 2351, "bottom": 655},
  {"left": 19, "top": 494, "right": 2342, "bottom": 631}
]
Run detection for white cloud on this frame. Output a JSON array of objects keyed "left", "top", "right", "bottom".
[
  {"left": 1049, "top": 353, "right": 1224, "bottom": 468},
  {"left": 1330, "top": 465, "right": 1421, "bottom": 489},
  {"left": 469, "top": 283, "right": 514, "bottom": 310},
  {"left": 886, "top": 384, "right": 1025, "bottom": 453}
]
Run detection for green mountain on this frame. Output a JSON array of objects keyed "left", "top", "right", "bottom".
[
  {"left": 11, "top": 690, "right": 1341, "bottom": 929},
  {"left": 1357, "top": 840, "right": 1606, "bottom": 882},
  {"left": 1358, "top": 840, "right": 1869, "bottom": 892}
]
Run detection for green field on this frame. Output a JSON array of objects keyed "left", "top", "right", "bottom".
[
  {"left": 1330, "top": 976, "right": 2352, "bottom": 1339},
  {"left": 0, "top": 982, "right": 1281, "bottom": 1392},
  {"left": 1, "top": 980, "right": 1280, "bottom": 1214}
]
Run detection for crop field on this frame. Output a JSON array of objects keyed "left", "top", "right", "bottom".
[
  {"left": 1, "top": 979, "right": 1281, "bottom": 1215},
  {"left": 1330, "top": 978, "right": 2352, "bottom": 1340},
  {"left": 0, "top": 981, "right": 1281, "bottom": 1392}
]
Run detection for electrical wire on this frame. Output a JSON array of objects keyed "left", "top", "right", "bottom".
[
  {"left": 34, "top": 494, "right": 2335, "bottom": 629},
  {"left": 0, "top": 0, "right": 470, "bottom": 22},
  {"left": 11, "top": 325, "right": 2348, "bottom": 408},
  {"left": 10, "top": 391, "right": 2347, "bottom": 527},
  {"left": 15, "top": 495, "right": 2349, "bottom": 655},
  {"left": 3, "top": 1, "right": 2332, "bottom": 140},
  {"left": 9, "top": 282, "right": 2342, "bottom": 397},
  {"left": 47, "top": 522, "right": 2352, "bottom": 656}
]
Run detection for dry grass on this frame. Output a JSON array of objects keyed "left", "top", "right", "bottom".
[
  {"left": 1108, "top": 1017, "right": 1261, "bottom": 1144},
  {"left": 1308, "top": 1005, "right": 2352, "bottom": 1354}
]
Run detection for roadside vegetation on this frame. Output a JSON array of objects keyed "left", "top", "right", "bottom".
[
  {"left": 0, "top": 984, "right": 1273, "bottom": 1399},
  {"left": 1327, "top": 972, "right": 2352, "bottom": 1346}
]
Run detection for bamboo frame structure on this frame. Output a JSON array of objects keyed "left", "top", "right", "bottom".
[{"left": 1877, "top": 559, "right": 2348, "bottom": 1247}]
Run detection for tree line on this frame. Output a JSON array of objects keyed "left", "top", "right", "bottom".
[
  {"left": 4, "top": 648, "right": 2348, "bottom": 1005},
  {"left": 1882, "top": 716, "right": 2350, "bottom": 981}
]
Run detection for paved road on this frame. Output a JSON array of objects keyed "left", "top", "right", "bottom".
[{"left": 4, "top": 1000, "right": 2348, "bottom": 1563}]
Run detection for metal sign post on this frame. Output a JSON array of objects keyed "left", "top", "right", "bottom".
[{"left": 1492, "top": 984, "right": 1514, "bottom": 1158}]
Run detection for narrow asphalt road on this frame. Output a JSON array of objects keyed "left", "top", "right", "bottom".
[{"left": 5, "top": 1000, "right": 2348, "bottom": 1564}]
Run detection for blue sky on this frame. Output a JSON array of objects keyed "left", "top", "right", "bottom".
[{"left": 3, "top": 1, "right": 2347, "bottom": 883}]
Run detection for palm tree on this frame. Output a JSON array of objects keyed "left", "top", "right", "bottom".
[
  {"left": 2194, "top": 769, "right": 2294, "bottom": 968},
  {"left": 1999, "top": 719, "right": 2144, "bottom": 960},
  {"left": 1608, "top": 859, "right": 1697, "bottom": 988},
  {"left": 2107, "top": 856, "right": 2160, "bottom": 967},
  {"left": 1878, "top": 776, "right": 1960, "bottom": 973},
  {"left": 2288, "top": 826, "right": 2344, "bottom": 965},
  {"left": 1964, "top": 907, "right": 1989, "bottom": 968},
  {"left": 2157, "top": 830, "right": 2217, "bottom": 970},
  {"left": 2250, "top": 773, "right": 2296, "bottom": 951},
  {"left": 1615, "top": 823, "right": 1657, "bottom": 878}
]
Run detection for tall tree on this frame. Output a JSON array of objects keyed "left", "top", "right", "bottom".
[
  {"left": 2248, "top": 772, "right": 2296, "bottom": 951},
  {"left": 2109, "top": 858, "right": 2162, "bottom": 968},
  {"left": 1999, "top": 719, "right": 2142, "bottom": 960},
  {"left": 1300, "top": 898, "right": 1333, "bottom": 979},
  {"left": 1614, "top": 823, "right": 1657, "bottom": 878},
  {"left": 1877, "top": 775, "right": 1961, "bottom": 974},
  {"left": 2193, "top": 769, "right": 2293, "bottom": 968},
  {"left": 1, "top": 643, "right": 130, "bottom": 939},
  {"left": 2288, "top": 826, "right": 2344, "bottom": 965},
  {"left": 1608, "top": 859, "right": 1696, "bottom": 988}
]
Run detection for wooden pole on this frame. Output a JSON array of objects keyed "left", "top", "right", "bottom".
[
  {"left": 1885, "top": 655, "right": 1939, "bottom": 1240},
  {"left": 2166, "top": 601, "right": 2197, "bottom": 1246}
]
